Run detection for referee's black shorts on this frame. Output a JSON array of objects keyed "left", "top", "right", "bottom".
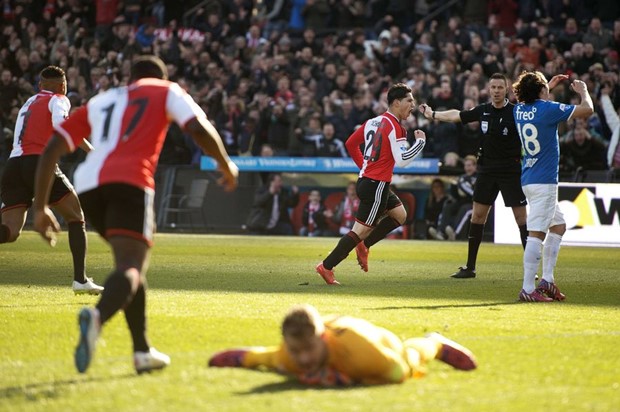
[
  {"left": 0, "top": 155, "right": 74, "bottom": 211},
  {"left": 79, "top": 183, "right": 156, "bottom": 246},
  {"left": 473, "top": 172, "right": 527, "bottom": 207},
  {"left": 355, "top": 177, "right": 402, "bottom": 227}
]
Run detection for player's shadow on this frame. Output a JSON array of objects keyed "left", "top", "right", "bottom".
[
  {"left": 236, "top": 379, "right": 361, "bottom": 394},
  {"left": 370, "top": 301, "right": 522, "bottom": 311},
  {"left": 0, "top": 373, "right": 137, "bottom": 401}
]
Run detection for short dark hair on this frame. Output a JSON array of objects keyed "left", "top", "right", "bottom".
[
  {"left": 130, "top": 55, "right": 168, "bottom": 81},
  {"left": 489, "top": 72, "right": 508, "bottom": 84},
  {"left": 40, "top": 66, "right": 65, "bottom": 80},
  {"left": 512, "top": 71, "right": 547, "bottom": 104},
  {"left": 387, "top": 83, "right": 412, "bottom": 105}
]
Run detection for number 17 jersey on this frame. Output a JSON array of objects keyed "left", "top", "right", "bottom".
[
  {"left": 55, "top": 78, "right": 205, "bottom": 194},
  {"left": 514, "top": 100, "right": 575, "bottom": 185}
]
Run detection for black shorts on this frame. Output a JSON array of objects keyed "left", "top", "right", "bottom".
[
  {"left": 355, "top": 177, "right": 402, "bottom": 227},
  {"left": 0, "top": 155, "right": 74, "bottom": 211},
  {"left": 473, "top": 172, "right": 526, "bottom": 207},
  {"left": 79, "top": 183, "right": 155, "bottom": 246}
]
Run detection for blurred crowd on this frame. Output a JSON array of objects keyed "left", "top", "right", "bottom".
[{"left": 1, "top": 0, "right": 620, "bottom": 177}]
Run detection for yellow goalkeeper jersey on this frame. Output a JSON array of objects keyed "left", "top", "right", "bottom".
[{"left": 242, "top": 315, "right": 432, "bottom": 385}]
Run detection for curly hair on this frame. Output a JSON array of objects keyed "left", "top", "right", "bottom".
[{"left": 512, "top": 71, "right": 547, "bottom": 104}]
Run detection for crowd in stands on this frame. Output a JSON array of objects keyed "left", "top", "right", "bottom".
[{"left": 1, "top": 0, "right": 620, "bottom": 179}]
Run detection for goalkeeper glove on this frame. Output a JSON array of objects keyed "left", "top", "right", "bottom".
[{"left": 208, "top": 349, "right": 248, "bottom": 367}]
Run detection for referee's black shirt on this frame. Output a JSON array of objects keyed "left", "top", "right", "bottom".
[{"left": 460, "top": 100, "right": 522, "bottom": 174}]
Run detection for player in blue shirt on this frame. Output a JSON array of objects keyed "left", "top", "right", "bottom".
[{"left": 512, "top": 71, "right": 593, "bottom": 302}]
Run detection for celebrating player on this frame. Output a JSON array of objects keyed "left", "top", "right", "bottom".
[
  {"left": 33, "top": 56, "right": 239, "bottom": 373},
  {"left": 316, "top": 83, "right": 426, "bottom": 285},
  {"left": 209, "top": 304, "right": 477, "bottom": 386},
  {"left": 512, "top": 71, "right": 593, "bottom": 302},
  {"left": 0, "top": 65, "right": 103, "bottom": 294}
]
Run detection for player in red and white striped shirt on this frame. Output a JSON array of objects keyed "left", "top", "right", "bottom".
[
  {"left": 0, "top": 65, "right": 102, "bottom": 294},
  {"left": 33, "top": 56, "right": 238, "bottom": 374},
  {"left": 316, "top": 83, "right": 426, "bottom": 285}
]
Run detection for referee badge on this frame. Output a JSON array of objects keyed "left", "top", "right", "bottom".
[{"left": 481, "top": 121, "right": 488, "bottom": 134}]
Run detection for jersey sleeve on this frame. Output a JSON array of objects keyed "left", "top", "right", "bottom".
[
  {"left": 345, "top": 125, "right": 365, "bottom": 168},
  {"left": 49, "top": 94, "right": 71, "bottom": 127},
  {"left": 242, "top": 344, "right": 301, "bottom": 374},
  {"left": 546, "top": 101, "right": 576, "bottom": 123},
  {"left": 459, "top": 104, "right": 483, "bottom": 124},
  {"left": 388, "top": 123, "right": 425, "bottom": 168},
  {"left": 165, "top": 82, "right": 206, "bottom": 128},
  {"left": 54, "top": 106, "right": 91, "bottom": 152}
]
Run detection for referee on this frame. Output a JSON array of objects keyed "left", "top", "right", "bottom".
[{"left": 419, "top": 73, "right": 527, "bottom": 279}]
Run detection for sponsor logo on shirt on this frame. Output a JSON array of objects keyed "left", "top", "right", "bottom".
[
  {"left": 524, "top": 158, "right": 538, "bottom": 168},
  {"left": 559, "top": 104, "right": 568, "bottom": 112}
]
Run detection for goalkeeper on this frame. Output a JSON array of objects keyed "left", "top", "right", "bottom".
[{"left": 209, "top": 304, "right": 477, "bottom": 386}]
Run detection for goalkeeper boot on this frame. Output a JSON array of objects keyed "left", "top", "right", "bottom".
[
  {"left": 518, "top": 289, "right": 553, "bottom": 302},
  {"left": 537, "top": 279, "right": 566, "bottom": 301},
  {"left": 134, "top": 347, "right": 170, "bottom": 374},
  {"left": 316, "top": 262, "right": 340, "bottom": 285},
  {"left": 75, "top": 307, "right": 100, "bottom": 373},
  {"left": 451, "top": 266, "right": 476, "bottom": 279},
  {"left": 426, "top": 332, "right": 477, "bottom": 371},
  {"left": 355, "top": 242, "right": 369, "bottom": 272}
]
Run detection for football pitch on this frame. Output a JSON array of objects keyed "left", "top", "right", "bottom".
[{"left": 0, "top": 232, "right": 618, "bottom": 412}]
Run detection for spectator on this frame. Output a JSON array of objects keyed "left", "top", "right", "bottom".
[
  {"left": 266, "top": 102, "right": 291, "bottom": 155},
  {"left": 560, "top": 124, "right": 608, "bottom": 173},
  {"left": 582, "top": 17, "right": 613, "bottom": 53},
  {"left": 302, "top": 0, "right": 330, "bottom": 31},
  {"left": 257, "top": 0, "right": 289, "bottom": 40},
  {"left": 601, "top": 83, "right": 620, "bottom": 168},
  {"left": 430, "top": 155, "right": 478, "bottom": 241},
  {"left": 332, "top": 182, "right": 360, "bottom": 236},
  {"left": 289, "top": 0, "right": 307, "bottom": 32},
  {"left": 316, "top": 122, "right": 348, "bottom": 158},
  {"left": 299, "top": 189, "right": 333, "bottom": 237},
  {"left": 246, "top": 173, "right": 299, "bottom": 235},
  {"left": 556, "top": 18, "right": 582, "bottom": 53},
  {"left": 299, "top": 113, "right": 323, "bottom": 156},
  {"left": 424, "top": 178, "right": 448, "bottom": 240}
]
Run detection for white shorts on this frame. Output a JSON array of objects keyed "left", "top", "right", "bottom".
[{"left": 523, "top": 184, "right": 565, "bottom": 232}]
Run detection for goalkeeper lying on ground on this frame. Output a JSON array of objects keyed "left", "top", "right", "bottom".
[{"left": 208, "top": 304, "right": 477, "bottom": 386}]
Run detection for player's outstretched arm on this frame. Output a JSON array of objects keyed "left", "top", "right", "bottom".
[
  {"left": 419, "top": 104, "right": 461, "bottom": 123},
  {"left": 186, "top": 116, "right": 239, "bottom": 192},
  {"left": 209, "top": 346, "right": 284, "bottom": 370}
]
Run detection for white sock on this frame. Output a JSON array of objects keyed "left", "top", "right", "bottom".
[
  {"left": 542, "top": 232, "right": 562, "bottom": 284},
  {"left": 523, "top": 237, "right": 543, "bottom": 293}
]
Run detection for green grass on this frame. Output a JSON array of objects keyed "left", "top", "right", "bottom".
[{"left": 1, "top": 232, "right": 619, "bottom": 412}]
